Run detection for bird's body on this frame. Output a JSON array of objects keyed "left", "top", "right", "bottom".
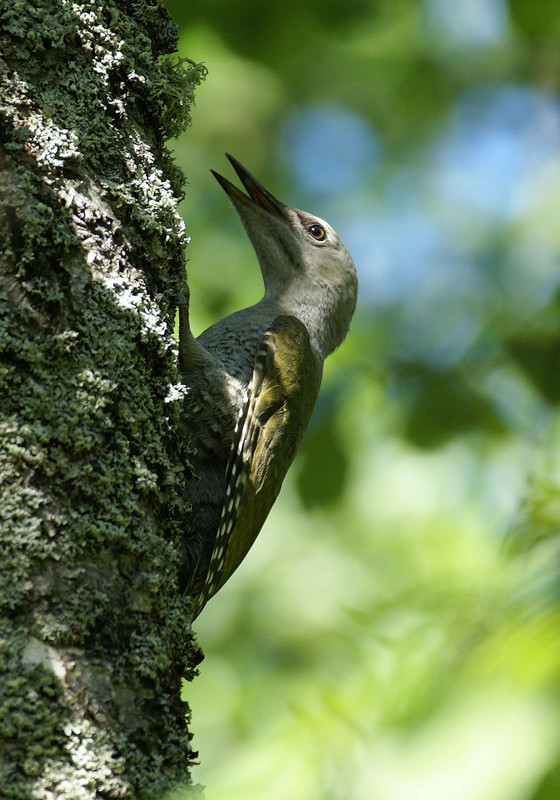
[{"left": 179, "top": 156, "right": 357, "bottom": 619}]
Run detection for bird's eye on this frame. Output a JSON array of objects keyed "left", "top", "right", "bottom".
[{"left": 307, "top": 223, "right": 327, "bottom": 241}]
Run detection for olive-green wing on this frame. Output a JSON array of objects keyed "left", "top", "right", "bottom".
[{"left": 189, "top": 314, "right": 322, "bottom": 619}]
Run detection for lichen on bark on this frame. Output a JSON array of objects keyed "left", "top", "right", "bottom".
[{"left": 0, "top": 0, "right": 206, "bottom": 797}]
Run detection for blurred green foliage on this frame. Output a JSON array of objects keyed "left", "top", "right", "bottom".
[{"left": 164, "top": 1, "right": 560, "bottom": 798}]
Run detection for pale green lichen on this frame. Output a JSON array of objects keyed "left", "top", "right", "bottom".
[{"left": 0, "top": 0, "right": 205, "bottom": 796}]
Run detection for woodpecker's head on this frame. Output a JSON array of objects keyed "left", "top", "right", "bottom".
[{"left": 212, "top": 154, "right": 358, "bottom": 358}]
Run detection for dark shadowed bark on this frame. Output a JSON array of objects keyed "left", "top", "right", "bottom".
[{"left": 0, "top": 1, "right": 206, "bottom": 797}]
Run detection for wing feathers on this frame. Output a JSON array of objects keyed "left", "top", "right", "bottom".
[{"left": 189, "top": 315, "right": 321, "bottom": 619}]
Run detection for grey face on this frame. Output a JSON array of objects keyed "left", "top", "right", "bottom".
[{"left": 212, "top": 155, "right": 358, "bottom": 335}]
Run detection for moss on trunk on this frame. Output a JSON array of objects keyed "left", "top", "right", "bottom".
[{"left": 0, "top": 0, "right": 206, "bottom": 796}]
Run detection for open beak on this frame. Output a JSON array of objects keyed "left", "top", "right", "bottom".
[{"left": 211, "top": 154, "right": 287, "bottom": 221}]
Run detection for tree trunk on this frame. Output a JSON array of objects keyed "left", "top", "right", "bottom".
[{"left": 0, "top": 1, "right": 205, "bottom": 797}]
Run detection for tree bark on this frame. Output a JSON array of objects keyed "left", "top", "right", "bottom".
[{"left": 0, "top": 1, "right": 205, "bottom": 797}]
